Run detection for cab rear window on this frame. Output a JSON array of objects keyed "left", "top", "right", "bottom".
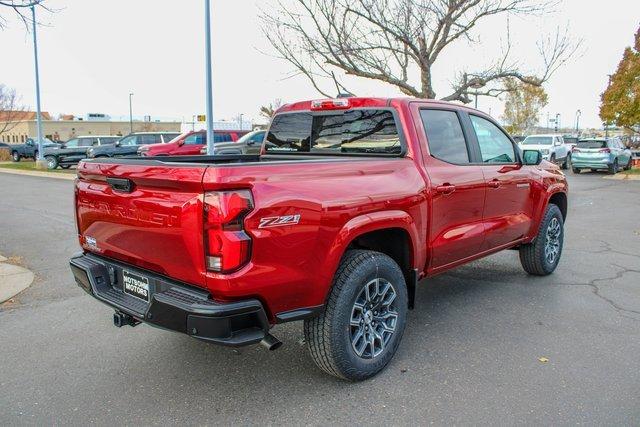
[
  {"left": 577, "top": 140, "right": 607, "bottom": 149},
  {"left": 265, "top": 109, "right": 402, "bottom": 155}
]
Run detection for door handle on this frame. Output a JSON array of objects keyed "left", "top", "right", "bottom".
[
  {"left": 488, "top": 179, "right": 501, "bottom": 189},
  {"left": 436, "top": 184, "right": 456, "bottom": 195}
]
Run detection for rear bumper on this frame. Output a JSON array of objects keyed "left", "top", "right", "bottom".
[
  {"left": 69, "top": 253, "right": 270, "bottom": 347},
  {"left": 571, "top": 158, "right": 612, "bottom": 169}
]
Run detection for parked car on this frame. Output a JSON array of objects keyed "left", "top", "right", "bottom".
[
  {"left": 70, "top": 97, "right": 568, "bottom": 381},
  {"left": 571, "top": 137, "right": 633, "bottom": 174},
  {"left": 9, "top": 137, "right": 59, "bottom": 162},
  {"left": 44, "top": 135, "right": 120, "bottom": 169},
  {"left": 138, "top": 130, "right": 248, "bottom": 157},
  {"left": 519, "top": 134, "right": 570, "bottom": 169},
  {"left": 86, "top": 132, "right": 180, "bottom": 159},
  {"left": 199, "top": 130, "right": 266, "bottom": 155}
]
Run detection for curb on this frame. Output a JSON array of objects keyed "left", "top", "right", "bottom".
[
  {"left": 0, "top": 255, "right": 35, "bottom": 303},
  {"left": 0, "top": 167, "right": 76, "bottom": 181},
  {"left": 603, "top": 173, "right": 640, "bottom": 181}
]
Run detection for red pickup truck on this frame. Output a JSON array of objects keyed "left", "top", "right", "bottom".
[
  {"left": 138, "top": 129, "right": 248, "bottom": 157},
  {"left": 70, "top": 97, "right": 568, "bottom": 380}
]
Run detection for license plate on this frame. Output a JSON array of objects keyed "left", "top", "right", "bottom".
[{"left": 122, "top": 270, "right": 150, "bottom": 302}]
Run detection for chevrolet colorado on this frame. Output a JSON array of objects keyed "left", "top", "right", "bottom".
[{"left": 70, "top": 98, "right": 568, "bottom": 380}]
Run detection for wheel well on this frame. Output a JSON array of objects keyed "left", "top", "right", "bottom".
[
  {"left": 346, "top": 228, "right": 416, "bottom": 309},
  {"left": 549, "top": 192, "right": 567, "bottom": 220}
]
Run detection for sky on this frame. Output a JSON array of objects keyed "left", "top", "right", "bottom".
[{"left": 1, "top": 0, "right": 639, "bottom": 128}]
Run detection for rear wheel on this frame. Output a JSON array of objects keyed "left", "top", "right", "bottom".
[
  {"left": 61, "top": 165, "right": 71, "bottom": 169},
  {"left": 519, "top": 204, "right": 564, "bottom": 276},
  {"left": 11, "top": 151, "right": 20, "bottom": 162},
  {"left": 572, "top": 167, "right": 581, "bottom": 174},
  {"left": 561, "top": 154, "right": 569, "bottom": 170},
  {"left": 549, "top": 154, "right": 556, "bottom": 165},
  {"left": 608, "top": 159, "right": 619, "bottom": 175},
  {"left": 623, "top": 156, "right": 633, "bottom": 170},
  {"left": 45, "top": 155, "right": 58, "bottom": 170},
  {"left": 304, "top": 250, "right": 408, "bottom": 381}
]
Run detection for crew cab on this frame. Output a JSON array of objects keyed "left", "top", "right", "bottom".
[
  {"left": 138, "top": 130, "right": 248, "bottom": 156},
  {"left": 44, "top": 135, "right": 120, "bottom": 169},
  {"left": 87, "top": 132, "right": 180, "bottom": 159},
  {"left": 70, "top": 98, "right": 568, "bottom": 381},
  {"left": 519, "top": 134, "right": 570, "bottom": 169}
]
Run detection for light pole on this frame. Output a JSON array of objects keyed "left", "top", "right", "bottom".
[
  {"left": 554, "top": 113, "right": 560, "bottom": 133},
  {"left": 575, "top": 109, "right": 581, "bottom": 136},
  {"left": 31, "top": 5, "right": 45, "bottom": 168},
  {"left": 239, "top": 113, "right": 243, "bottom": 131},
  {"left": 129, "top": 92, "right": 134, "bottom": 133},
  {"left": 204, "top": 0, "right": 215, "bottom": 155},
  {"left": 469, "top": 80, "right": 484, "bottom": 109}
]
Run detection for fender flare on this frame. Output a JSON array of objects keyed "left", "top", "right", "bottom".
[
  {"left": 528, "top": 186, "right": 567, "bottom": 240},
  {"left": 320, "top": 210, "right": 422, "bottom": 296}
]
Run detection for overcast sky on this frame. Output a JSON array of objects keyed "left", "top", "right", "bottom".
[{"left": 1, "top": 0, "right": 639, "bottom": 128}]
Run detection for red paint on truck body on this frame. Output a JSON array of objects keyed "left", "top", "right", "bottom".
[{"left": 75, "top": 98, "right": 567, "bottom": 322}]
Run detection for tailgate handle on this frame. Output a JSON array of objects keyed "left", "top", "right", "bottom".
[{"left": 107, "top": 177, "right": 134, "bottom": 193}]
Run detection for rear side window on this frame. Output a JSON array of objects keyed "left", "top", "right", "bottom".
[
  {"left": 420, "top": 109, "right": 469, "bottom": 164},
  {"left": 470, "top": 115, "right": 516, "bottom": 163},
  {"left": 162, "top": 133, "right": 180, "bottom": 143},
  {"left": 139, "top": 134, "right": 161, "bottom": 145},
  {"left": 214, "top": 133, "right": 232, "bottom": 143},
  {"left": 184, "top": 134, "right": 206, "bottom": 145},
  {"left": 265, "top": 110, "right": 401, "bottom": 155},
  {"left": 79, "top": 138, "right": 96, "bottom": 147}
]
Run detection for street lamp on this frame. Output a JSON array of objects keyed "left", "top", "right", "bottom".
[
  {"left": 129, "top": 92, "right": 134, "bottom": 133},
  {"left": 575, "top": 110, "right": 581, "bottom": 136},
  {"left": 204, "top": 0, "right": 215, "bottom": 155},
  {"left": 469, "top": 80, "right": 484, "bottom": 109},
  {"left": 31, "top": 5, "right": 45, "bottom": 168}
]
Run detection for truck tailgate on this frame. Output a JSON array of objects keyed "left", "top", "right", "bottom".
[{"left": 75, "top": 161, "right": 207, "bottom": 287}]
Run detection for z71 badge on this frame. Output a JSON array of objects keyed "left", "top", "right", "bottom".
[{"left": 258, "top": 214, "right": 301, "bottom": 229}]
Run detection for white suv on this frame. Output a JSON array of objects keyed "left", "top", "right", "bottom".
[{"left": 519, "top": 134, "right": 570, "bottom": 169}]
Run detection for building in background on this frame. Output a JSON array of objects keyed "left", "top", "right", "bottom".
[{"left": 0, "top": 112, "right": 181, "bottom": 144}]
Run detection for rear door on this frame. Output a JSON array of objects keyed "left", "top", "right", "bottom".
[
  {"left": 75, "top": 161, "right": 208, "bottom": 287},
  {"left": 466, "top": 114, "right": 534, "bottom": 251},
  {"left": 414, "top": 106, "right": 486, "bottom": 271}
]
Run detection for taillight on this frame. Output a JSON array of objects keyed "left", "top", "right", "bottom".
[
  {"left": 310, "top": 98, "right": 350, "bottom": 110},
  {"left": 204, "top": 190, "right": 253, "bottom": 273},
  {"left": 599, "top": 148, "right": 611, "bottom": 153}
]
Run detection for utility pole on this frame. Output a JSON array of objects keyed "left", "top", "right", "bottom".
[
  {"left": 31, "top": 5, "right": 45, "bottom": 168},
  {"left": 575, "top": 110, "right": 581, "bottom": 136},
  {"left": 554, "top": 113, "right": 560, "bottom": 133},
  {"left": 204, "top": 0, "right": 215, "bottom": 155},
  {"left": 129, "top": 93, "right": 134, "bottom": 133},
  {"left": 239, "top": 113, "right": 243, "bottom": 131}
]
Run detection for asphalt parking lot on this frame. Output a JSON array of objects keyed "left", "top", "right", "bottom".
[{"left": 1, "top": 171, "right": 639, "bottom": 425}]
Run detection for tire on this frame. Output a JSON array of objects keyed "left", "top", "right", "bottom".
[
  {"left": 561, "top": 154, "right": 569, "bottom": 170},
  {"left": 519, "top": 204, "right": 564, "bottom": 276},
  {"left": 623, "top": 157, "right": 633, "bottom": 171},
  {"left": 11, "top": 151, "right": 20, "bottom": 162},
  {"left": 304, "top": 250, "right": 408, "bottom": 381},
  {"left": 572, "top": 167, "right": 581, "bottom": 174},
  {"left": 549, "top": 154, "right": 556, "bottom": 165},
  {"left": 34, "top": 150, "right": 38, "bottom": 160},
  {"left": 61, "top": 165, "right": 71, "bottom": 169},
  {"left": 45, "top": 155, "right": 58, "bottom": 170},
  {"left": 608, "top": 159, "right": 618, "bottom": 175}
]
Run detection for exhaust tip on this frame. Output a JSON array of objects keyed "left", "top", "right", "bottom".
[{"left": 260, "top": 333, "right": 282, "bottom": 351}]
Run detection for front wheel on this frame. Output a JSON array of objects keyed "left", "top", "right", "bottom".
[
  {"left": 45, "top": 155, "right": 58, "bottom": 170},
  {"left": 11, "top": 151, "right": 20, "bottom": 162},
  {"left": 304, "top": 250, "right": 408, "bottom": 381},
  {"left": 519, "top": 204, "right": 564, "bottom": 276}
]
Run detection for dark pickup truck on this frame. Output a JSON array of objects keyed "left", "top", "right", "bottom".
[
  {"left": 10, "top": 138, "right": 59, "bottom": 162},
  {"left": 44, "top": 135, "right": 120, "bottom": 169},
  {"left": 70, "top": 97, "right": 568, "bottom": 380}
]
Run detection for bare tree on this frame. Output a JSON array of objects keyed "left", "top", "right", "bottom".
[
  {"left": 0, "top": 0, "right": 51, "bottom": 30},
  {"left": 259, "top": 98, "right": 283, "bottom": 120},
  {"left": 0, "top": 84, "right": 28, "bottom": 136},
  {"left": 261, "top": 0, "right": 580, "bottom": 102}
]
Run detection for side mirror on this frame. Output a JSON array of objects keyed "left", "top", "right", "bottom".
[
  {"left": 177, "top": 139, "right": 185, "bottom": 146},
  {"left": 115, "top": 141, "right": 121, "bottom": 147},
  {"left": 522, "top": 149, "right": 542, "bottom": 166}
]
